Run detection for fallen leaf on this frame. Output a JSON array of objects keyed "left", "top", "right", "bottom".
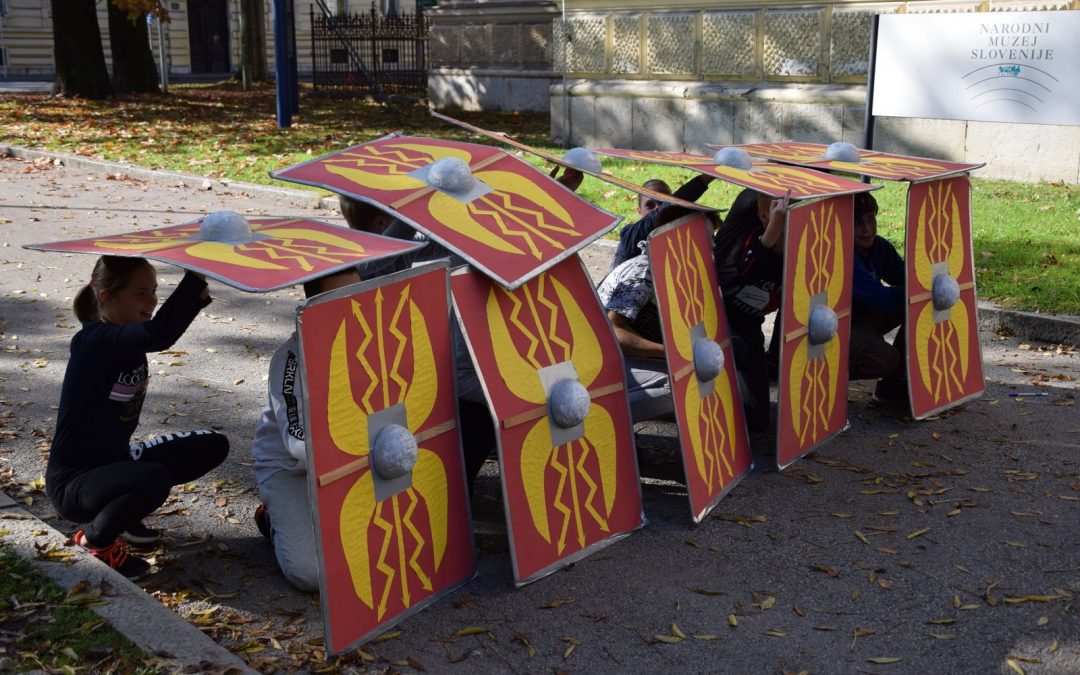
[
  {"left": 866, "top": 657, "right": 902, "bottom": 664},
  {"left": 907, "top": 528, "right": 931, "bottom": 540},
  {"left": 690, "top": 587, "right": 726, "bottom": 596},
  {"left": 653, "top": 634, "right": 683, "bottom": 644},
  {"left": 728, "top": 614, "right": 738, "bottom": 627},
  {"left": 1006, "top": 659, "right": 1026, "bottom": 675},
  {"left": 455, "top": 626, "right": 489, "bottom": 637},
  {"left": 540, "top": 598, "right": 574, "bottom": 609}
]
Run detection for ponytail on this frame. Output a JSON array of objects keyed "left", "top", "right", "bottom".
[
  {"left": 71, "top": 256, "right": 152, "bottom": 324},
  {"left": 73, "top": 284, "right": 100, "bottom": 323}
]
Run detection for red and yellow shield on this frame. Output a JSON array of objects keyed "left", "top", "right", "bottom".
[
  {"left": 431, "top": 112, "right": 714, "bottom": 212},
  {"left": 648, "top": 214, "right": 752, "bottom": 521},
  {"left": 451, "top": 258, "right": 643, "bottom": 586},
  {"left": 25, "top": 216, "right": 421, "bottom": 292},
  {"left": 273, "top": 134, "right": 622, "bottom": 289},
  {"left": 905, "top": 176, "right": 985, "bottom": 418},
  {"left": 298, "top": 265, "right": 474, "bottom": 652},
  {"left": 778, "top": 196, "right": 854, "bottom": 468},
  {"left": 592, "top": 148, "right": 876, "bottom": 199},
  {"left": 729, "top": 142, "right": 984, "bottom": 182}
]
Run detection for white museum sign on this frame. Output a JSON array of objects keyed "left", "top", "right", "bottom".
[{"left": 872, "top": 11, "right": 1080, "bottom": 126}]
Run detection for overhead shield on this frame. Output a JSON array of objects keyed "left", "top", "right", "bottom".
[
  {"left": 431, "top": 112, "right": 714, "bottom": 212},
  {"left": 648, "top": 214, "right": 752, "bottom": 522},
  {"left": 777, "top": 195, "right": 855, "bottom": 468},
  {"left": 592, "top": 148, "right": 876, "bottom": 200},
  {"left": 24, "top": 214, "right": 421, "bottom": 292},
  {"left": 451, "top": 258, "right": 644, "bottom": 586},
  {"left": 273, "top": 134, "right": 622, "bottom": 289},
  {"left": 905, "top": 176, "right": 985, "bottom": 418},
  {"left": 297, "top": 263, "right": 475, "bottom": 652},
  {"left": 728, "top": 141, "right": 985, "bottom": 182}
]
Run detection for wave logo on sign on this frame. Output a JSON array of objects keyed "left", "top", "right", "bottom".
[{"left": 962, "top": 63, "right": 1059, "bottom": 113}]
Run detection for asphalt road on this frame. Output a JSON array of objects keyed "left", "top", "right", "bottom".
[{"left": 1, "top": 155, "right": 1078, "bottom": 674}]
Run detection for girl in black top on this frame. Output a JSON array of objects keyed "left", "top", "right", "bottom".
[{"left": 46, "top": 256, "right": 229, "bottom": 579}]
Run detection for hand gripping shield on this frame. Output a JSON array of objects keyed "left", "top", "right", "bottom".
[
  {"left": 648, "top": 214, "right": 752, "bottom": 522},
  {"left": 25, "top": 213, "right": 421, "bottom": 292},
  {"left": 273, "top": 134, "right": 622, "bottom": 289},
  {"left": 777, "top": 195, "right": 855, "bottom": 468},
  {"left": 905, "top": 175, "right": 985, "bottom": 418},
  {"left": 451, "top": 258, "right": 644, "bottom": 586},
  {"left": 297, "top": 263, "right": 475, "bottom": 652}
]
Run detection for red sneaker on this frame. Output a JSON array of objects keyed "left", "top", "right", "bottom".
[{"left": 74, "top": 530, "right": 150, "bottom": 580}]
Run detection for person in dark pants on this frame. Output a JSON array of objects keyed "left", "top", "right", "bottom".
[
  {"left": 46, "top": 256, "right": 229, "bottom": 579},
  {"left": 713, "top": 188, "right": 792, "bottom": 432},
  {"left": 848, "top": 192, "right": 908, "bottom": 403}
]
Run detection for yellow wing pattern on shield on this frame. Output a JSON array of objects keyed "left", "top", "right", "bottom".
[
  {"left": 326, "top": 283, "right": 449, "bottom": 619},
  {"left": 913, "top": 180, "right": 970, "bottom": 405},
  {"left": 319, "top": 141, "right": 582, "bottom": 261},
  {"left": 486, "top": 272, "right": 615, "bottom": 553},
  {"left": 787, "top": 201, "right": 845, "bottom": 445},
  {"left": 660, "top": 228, "right": 740, "bottom": 490}
]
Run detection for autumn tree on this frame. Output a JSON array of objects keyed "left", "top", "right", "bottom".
[
  {"left": 51, "top": 0, "right": 113, "bottom": 99},
  {"left": 239, "top": 0, "right": 270, "bottom": 86},
  {"left": 50, "top": 0, "right": 166, "bottom": 99},
  {"left": 108, "top": 1, "right": 160, "bottom": 93}
]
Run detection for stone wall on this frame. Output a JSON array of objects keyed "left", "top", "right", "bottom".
[
  {"left": 425, "top": 0, "right": 1079, "bottom": 183},
  {"left": 426, "top": 0, "right": 561, "bottom": 111}
]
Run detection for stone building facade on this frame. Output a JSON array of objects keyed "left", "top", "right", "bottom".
[{"left": 427, "top": 0, "right": 1079, "bottom": 183}]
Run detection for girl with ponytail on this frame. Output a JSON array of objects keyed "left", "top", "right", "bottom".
[{"left": 47, "top": 256, "right": 229, "bottom": 579}]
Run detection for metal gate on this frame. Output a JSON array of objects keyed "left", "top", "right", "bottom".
[{"left": 310, "top": 4, "right": 430, "bottom": 97}]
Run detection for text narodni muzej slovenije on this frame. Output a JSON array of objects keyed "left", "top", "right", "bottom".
[{"left": 971, "top": 21, "right": 1054, "bottom": 61}]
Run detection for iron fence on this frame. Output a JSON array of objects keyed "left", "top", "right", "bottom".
[{"left": 310, "top": 4, "right": 430, "bottom": 97}]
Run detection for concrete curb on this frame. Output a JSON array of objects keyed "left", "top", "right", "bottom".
[
  {"left": 3, "top": 143, "right": 1077, "bottom": 347},
  {"left": 0, "top": 496, "right": 255, "bottom": 674},
  {"left": 978, "top": 301, "right": 1080, "bottom": 347}
]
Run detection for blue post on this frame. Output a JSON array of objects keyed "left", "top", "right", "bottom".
[{"left": 273, "top": 0, "right": 294, "bottom": 128}]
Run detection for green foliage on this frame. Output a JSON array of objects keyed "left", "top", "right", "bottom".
[
  {"left": 0, "top": 84, "right": 1076, "bottom": 313},
  {"left": 0, "top": 545, "right": 158, "bottom": 672}
]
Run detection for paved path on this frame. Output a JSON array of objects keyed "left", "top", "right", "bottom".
[{"left": 1, "top": 153, "right": 1078, "bottom": 673}]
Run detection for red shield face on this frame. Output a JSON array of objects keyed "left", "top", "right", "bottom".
[
  {"left": 273, "top": 135, "right": 622, "bottom": 289},
  {"left": 905, "top": 176, "right": 985, "bottom": 418},
  {"left": 731, "top": 142, "right": 985, "bottom": 182},
  {"left": 778, "top": 195, "right": 854, "bottom": 468},
  {"left": 432, "top": 112, "right": 714, "bottom": 212},
  {"left": 593, "top": 148, "right": 878, "bottom": 199},
  {"left": 298, "top": 265, "right": 474, "bottom": 652},
  {"left": 451, "top": 258, "right": 643, "bottom": 586},
  {"left": 649, "top": 214, "right": 752, "bottom": 521},
  {"left": 26, "top": 217, "right": 421, "bottom": 292}
]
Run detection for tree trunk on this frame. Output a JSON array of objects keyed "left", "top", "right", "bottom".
[
  {"left": 51, "top": 0, "right": 113, "bottom": 99},
  {"left": 239, "top": 0, "right": 269, "bottom": 84},
  {"left": 108, "top": 3, "right": 161, "bottom": 93}
]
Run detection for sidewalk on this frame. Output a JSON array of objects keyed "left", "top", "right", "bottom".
[{"left": 1, "top": 149, "right": 1078, "bottom": 673}]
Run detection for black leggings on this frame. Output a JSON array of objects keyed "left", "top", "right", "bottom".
[{"left": 50, "top": 430, "right": 229, "bottom": 547}]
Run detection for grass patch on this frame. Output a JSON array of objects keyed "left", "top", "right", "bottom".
[
  {"left": 2, "top": 84, "right": 1077, "bottom": 313},
  {"left": 0, "top": 544, "right": 158, "bottom": 672}
]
